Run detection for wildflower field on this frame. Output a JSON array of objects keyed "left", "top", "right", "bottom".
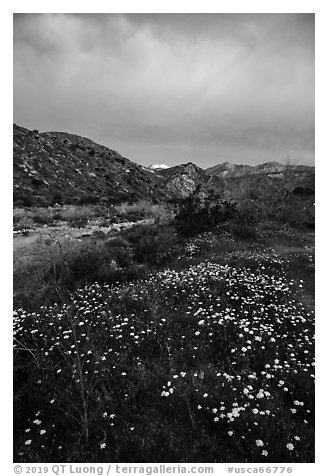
[{"left": 13, "top": 226, "right": 314, "bottom": 463}]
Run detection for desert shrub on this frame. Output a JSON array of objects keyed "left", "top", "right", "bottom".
[
  {"left": 305, "top": 218, "right": 315, "bottom": 230},
  {"left": 31, "top": 178, "right": 43, "bottom": 188},
  {"left": 133, "top": 231, "right": 159, "bottom": 264},
  {"left": 79, "top": 195, "right": 101, "bottom": 205},
  {"left": 175, "top": 193, "right": 236, "bottom": 237},
  {"left": 123, "top": 224, "right": 178, "bottom": 265},
  {"left": 65, "top": 238, "right": 134, "bottom": 283},
  {"left": 229, "top": 201, "right": 262, "bottom": 239},
  {"left": 69, "top": 143, "right": 78, "bottom": 152},
  {"left": 109, "top": 215, "right": 120, "bottom": 224},
  {"left": 13, "top": 236, "right": 139, "bottom": 311},
  {"left": 13, "top": 208, "right": 34, "bottom": 231},
  {"left": 115, "top": 202, "right": 145, "bottom": 221},
  {"left": 20, "top": 195, "right": 36, "bottom": 207},
  {"left": 151, "top": 203, "right": 175, "bottom": 223},
  {"left": 270, "top": 194, "right": 315, "bottom": 230},
  {"left": 13, "top": 208, "right": 31, "bottom": 225},
  {"left": 52, "top": 193, "right": 63, "bottom": 205},
  {"left": 58, "top": 239, "right": 134, "bottom": 285},
  {"left": 31, "top": 207, "right": 55, "bottom": 225},
  {"left": 175, "top": 188, "right": 313, "bottom": 239},
  {"left": 115, "top": 201, "right": 174, "bottom": 224},
  {"left": 66, "top": 242, "right": 115, "bottom": 282},
  {"left": 55, "top": 205, "right": 95, "bottom": 227},
  {"left": 91, "top": 230, "right": 107, "bottom": 240},
  {"left": 104, "top": 237, "right": 134, "bottom": 268},
  {"left": 115, "top": 156, "right": 125, "bottom": 165},
  {"left": 14, "top": 240, "right": 68, "bottom": 309},
  {"left": 13, "top": 219, "right": 34, "bottom": 233}
]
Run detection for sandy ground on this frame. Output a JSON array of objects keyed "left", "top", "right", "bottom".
[{"left": 13, "top": 218, "right": 154, "bottom": 253}]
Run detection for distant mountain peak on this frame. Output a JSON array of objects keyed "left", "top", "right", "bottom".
[{"left": 149, "top": 163, "right": 170, "bottom": 170}]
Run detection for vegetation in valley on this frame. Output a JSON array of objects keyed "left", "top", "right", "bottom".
[{"left": 13, "top": 194, "right": 314, "bottom": 463}]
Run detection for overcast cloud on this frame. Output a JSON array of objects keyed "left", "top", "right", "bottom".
[{"left": 13, "top": 13, "right": 314, "bottom": 167}]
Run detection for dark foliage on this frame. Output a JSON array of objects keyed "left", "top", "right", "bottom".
[{"left": 175, "top": 191, "right": 236, "bottom": 237}]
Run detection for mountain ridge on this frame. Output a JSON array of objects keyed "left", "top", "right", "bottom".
[{"left": 13, "top": 124, "right": 314, "bottom": 207}]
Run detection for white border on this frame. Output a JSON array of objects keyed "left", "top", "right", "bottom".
[{"left": 3, "top": 2, "right": 325, "bottom": 475}]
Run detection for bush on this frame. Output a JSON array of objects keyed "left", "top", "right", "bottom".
[
  {"left": 13, "top": 236, "right": 139, "bottom": 311},
  {"left": 52, "top": 193, "right": 63, "bottom": 205},
  {"left": 13, "top": 208, "right": 31, "bottom": 225},
  {"left": 14, "top": 207, "right": 56, "bottom": 227},
  {"left": 13, "top": 208, "right": 34, "bottom": 231},
  {"left": 124, "top": 224, "right": 178, "bottom": 265},
  {"left": 272, "top": 197, "right": 315, "bottom": 230},
  {"left": 229, "top": 201, "right": 262, "bottom": 239},
  {"left": 31, "top": 207, "right": 55, "bottom": 225},
  {"left": 175, "top": 192, "right": 236, "bottom": 237},
  {"left": 115, "top": 201, "right": 174, "bottom": 224},
  {"left": 55, "top": 205, "right": 95, "bottom": 226},
  {"left": 105, "top": 237, "right": 134, "bottom": 267}
]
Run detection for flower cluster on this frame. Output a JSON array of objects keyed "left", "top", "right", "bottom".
[{"left": 14, "top": 242, "right": 314, "bottom": 462}]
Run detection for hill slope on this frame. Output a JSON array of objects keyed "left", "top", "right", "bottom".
[
  {"left": 205, "top": 161, "right": 313, "bottom": 179},
  {"left": 13, "top": 125, "right": 170, "bottom": 206},
  {"left": 155, "top": 162, "right": 224, "bottom": 198}
]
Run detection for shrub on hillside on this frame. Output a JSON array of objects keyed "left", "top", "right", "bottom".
[
  {"left": 13, "top": 208, "right": 32, "bottom": 225},
  {"left": 124, "top": 224, "right": 178, "bottom": 265},
  {"left": 115, "top": 201, "right": 174, "bottom": 223},
  {"left": 175, "top": 192, "right": 236, "bottom": 237},
  {"left": 229, "top": 201, "right": 262, "bottom": 239},
  {"left": 32, "top": 207, "right": 55, "bottom": 225},
  {"left": 273, "top": 196, "right": 315, "bottom": 230},
  {"left": 104, "top": 237, "right": 134, "bottom": 268},
  {"left": 55, "top": 205, "right": 96, "bottom": 227}
]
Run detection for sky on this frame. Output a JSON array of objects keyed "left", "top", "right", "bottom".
[{"left": 13, "top": 13, "right": 315, "bottom": 167}]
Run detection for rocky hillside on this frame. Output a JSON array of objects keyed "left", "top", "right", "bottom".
[
  {"left": 221, "top": 168, "right": 315, "bottom": 202},
  {"left": 206, "top": 161, "right": 313, "bottom": 179},
  {"left": 13, "top": 125, "right": 171, "bottom": 206},
  {"left": 155, "top": 162, "right": 224, "bottom": 198}
]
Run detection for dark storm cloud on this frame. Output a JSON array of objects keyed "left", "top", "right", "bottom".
[{"left": 13, "top": 13, "right": 314, "bottom": 166}]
